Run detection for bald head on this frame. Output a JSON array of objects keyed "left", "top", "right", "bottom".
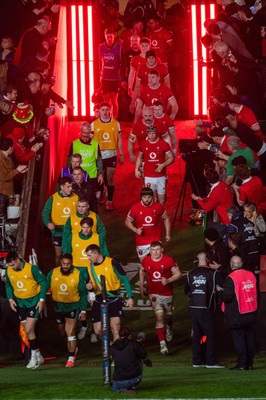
[{"left": 230, "top": 255, "right": 243, "bottom": 270}]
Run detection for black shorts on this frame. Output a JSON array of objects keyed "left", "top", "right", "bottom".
[
  {"left": 55, "top": 309, "right": 79, "bottom": 324},
  {"left": 91, "top": 297, "right": 123, "bottom": 323},
  {"left": 101, "top": 80, "right": 119, "bottom": 94},
  {"left": 103, "top": 156, "right": 117, "bottom": 169},
  {"left": 18, "top": 305, "right": 39, "bottom": 321},
  {"left": 52, "top": 236, "right": 62, "bottom": 247}
]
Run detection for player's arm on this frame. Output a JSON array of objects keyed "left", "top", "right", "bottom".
[
  {"left": 128, "top": 66, "right": 136, "bottom": 97},
  {"left": 170, "top": 264, "right": 182, "bottom": 282},
  {"left": 62, "top": 217, "right": 71, "bottom": 249},
  {"left": 32, "top": 265, "right": 47, "bottom": 312},
  {"left": 5, "top": 273, "right": 17, "bottom": 311},
  {"left": 139, "top": 265, "right": 147, "bottom": 297},
  {"left": 112, "top": 260, "right": 134, "bottom": 308},
  {"left": 42, "top": 197, "right": 54, "bottom": 230},
  {"left": 168, "top": 96, "right": 178, "bottom": 120},
  {"left": 162, "top": 211, "right": 171, "bottom": 242},
  {"left": 135, "top": 151, "right": 143, "bottom": 178},
  {"left": 168, "top": 125, "right": 177, "bottom": 156},
  {"left": 96, "top": 214, "right": 107, "bottom": 240},
  {"left": 163, "top": 74, "right": 170, "bottom": 88},
  {"left": 128, "top": 131, "right": 137, "bottom": 163},
  {"left": 117, "top": 132, "right": 124, "bottom": 165},
  {"left": 62, "top": 231, "right": 72, "bottom": 255},
  {"left": 125, "top": 215, "right": 143, "bottom": 235},
  {"left": 130, "top": 77, "right": 141, "bottom": 108},
  {"left": 155, "top": 150, "right": 174, "bottom": 173},
  {"left": 134, "top": 98, "right": 144, "bottom": 123},
  {"left": 78, "top": 272, "right": 88, "bottom": 318}
]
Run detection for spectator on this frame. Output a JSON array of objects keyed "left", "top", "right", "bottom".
[
  {"left": 0, "top": 61, "right": 8, "bottom": 93},
  {"left": 0, "top": 138, "right": 27, "bottom": 215},
  {"left": 7, "top": 127, "right": 43, "bottom": 165},
  {"left": 204, "top": 227, "right": 231, "bottom": 279},
  {"left": 232, "top": 164, "right": 263, "bottom": 207},
  {"left": 191, "top": 168, "right": 233, "bottom": 224},
  {"left": 0, "top": 36, "right": 15, "bottom": 65},
  {"left": 13, "top": 17, "right": 51, "bottom": 65}
]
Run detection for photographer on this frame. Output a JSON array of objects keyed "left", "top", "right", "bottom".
[{"left": 110, "top": 326, "right": 150, "bottom": 395}]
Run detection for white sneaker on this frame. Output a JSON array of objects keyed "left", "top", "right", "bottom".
[
  {"left": 90, "top": 333, "right": 98, "bottom": 343},
  {"left": 26, "top": 358, "right": 39, "bottom": 369},
  {"left": 165, "top": 326, "right": 173, "bottom": 342},
  {"left": 78, "top": 326, "right": 88, "bottom": 340},
  {"left": 37, "top": 354, "right": 44, "bottom": 365},
  {"left": 160, "top": 341, "right": 169, "bottom": 355}
]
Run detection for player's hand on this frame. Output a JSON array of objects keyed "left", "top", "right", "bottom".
[
  {"left": 86, "top": 281, "right": 93, "bottom": 290},
  {"left": 136, "top": 227, "right": 143, "bottom": 236},
  {"left": 118, "top": 155, "right": 124, "bottom": 165},
  {"left": 198, "top": 141, "right": 209, "bottom": 150},
  {"left": 129, "top": 101, "right": 135, "bottom": 114},
  {"left": 130, "top": 154, "right": 136, "bottom": 164},
  {"left": 155, "top": 163, "right": 163, "bottom": 173},
  {"left": 126, "top": 298, "right": 134, "bottom": 309},
  {"left": 135, "top": 169, "right": 142, "bottom": 179},
  {"left": 191, "top": 193, "right": 200, "bottom": 201},
  {"left": 9, "top": 299, "right": 17, "bottom": 312},
  {"left": 36, "top": 300, "right": 45, "bottom": 314},
  {"left": 161, "top": 277, "right": 169, "bottom": 286},
  {"left": 47, "top": 222, "right": 55, "bottom": 231},
  {"left": 165, "top": 235, "right": 171, "bottom": 242},
  {"left": 209, "top": 261, "right": 220, "bottom": 270},
  {"left": 79, "top": 312, "right": 87, "bottom": 321},
  {"left": 97, "top": 173, "right": 104, "bottom": 185}
]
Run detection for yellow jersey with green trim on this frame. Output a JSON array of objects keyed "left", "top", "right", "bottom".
[
  {"left": 88, "top": 257, "right": 121, "bottom": 295},
  {"left": 93, "top": 119, "right": 119, "bottom": 151},
  {"left": 72, "top": 232, "right": 100, "bottom": 268},
  {"left": 51, "top": 192, "right": 78, "bottom": 226},
  {"left": 50, "top": 267, "right": 81, "bottom": 303},
  {"left": 7, "top": 262, "right": 41, "bottom": 299},
  {"left": 70, "top": 211, "right": 98, "bottom": 235}
]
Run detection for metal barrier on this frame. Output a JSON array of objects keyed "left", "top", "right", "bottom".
[{"left": 15, "top": 157, "right": 36, "bottom": 257}]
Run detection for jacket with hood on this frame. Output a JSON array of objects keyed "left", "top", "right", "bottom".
[{"left": 110, "top": 338, "right": 147, "bottom": 381}]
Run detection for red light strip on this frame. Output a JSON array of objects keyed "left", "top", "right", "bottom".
[
  {"left": 87, "top": 5, "right": 95, "bottom": 116},
  {"left": 71, "top": 6, "right": 78, "bottom": 116},
  {"left": 191, "top": 4, "right": 199, "bottom": 115},
  {"left": 78, "top": 5, "right": 86, "bottom": 116},
  {"left": 201, "top": 4, "right": 207, "bottom": 115}
]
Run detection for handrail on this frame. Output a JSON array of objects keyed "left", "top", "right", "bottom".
[{"left": 16, "top": 157, "right": 36, "bottom": 257}]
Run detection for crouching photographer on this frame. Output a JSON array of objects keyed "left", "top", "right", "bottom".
[{"left": 110, "top": 326, "right": 152, "bottom": 394}]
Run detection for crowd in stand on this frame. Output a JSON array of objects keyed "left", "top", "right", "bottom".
[{"left": 1, "top": 0, "right": 266, "bottom": 386}]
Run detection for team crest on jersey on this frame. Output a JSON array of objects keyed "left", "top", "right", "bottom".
[
  {"left": 63, "top": 207, "right": 70, "bottom": 215},
  {"left": 149, "top": 152, "right": 157, "bottom": 159}
]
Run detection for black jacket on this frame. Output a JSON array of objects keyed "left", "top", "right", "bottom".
[
  {"left": 222, "top": 269, "right": 257, "bottom": 329},
  {"left": 111, "top": 338, "right": 147, "bottom": 381}
]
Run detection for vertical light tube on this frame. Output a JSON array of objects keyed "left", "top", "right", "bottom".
[
  {"left": 78, "top": 5, "right": 86, "bottom": 116},
  {"left": 71, "top": 6, "right": 78, "bottom": 116},
  {"left": 87, "top": 5, "right": 95, "bottom": 116},
  {"left": 210, "top": 3, "right": 216, "bottom": 19},
  {"left": 201, "top": 4, "right": 207, "bottom": 115},
  {"left": 191, "top": 4, "right": 199, "bottom": 115}
]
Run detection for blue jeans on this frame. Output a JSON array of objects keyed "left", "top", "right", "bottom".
[{"left": 112, "top": 375, "right": 142, "bottom": 392}]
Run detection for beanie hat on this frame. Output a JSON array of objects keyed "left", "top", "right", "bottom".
[{"left": 204, "top": 228, "right": 219, "bottom": 241}]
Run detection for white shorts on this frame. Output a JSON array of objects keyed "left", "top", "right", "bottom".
[
  {"left": 149, "top": 294, "right": 173, "bottom": 313},
  {"left": 144, "top": 176, "right": 166, "bottom": 195},
  {"left": 136, "top": 244, "right": 150, "bottom": 260}
]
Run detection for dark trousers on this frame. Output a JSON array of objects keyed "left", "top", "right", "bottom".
[
  {"left": 230, "top": 325, "right": 254, "bottom": 369},
  {"left": 0, "top": 193, "right": 8, "bottom": 216},
  {"left": 190, "top": 308, "right": 217, "bottom": 365}
]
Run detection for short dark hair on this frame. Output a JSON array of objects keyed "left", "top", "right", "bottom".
[
  {"left": 207, "top": 23, "right": 221, "bottom": 35},
  {"left": 3, "top": 82, "right": 17, "bottom": 96},
  {"left": 150, "top": 241, "right": 163, "bottom": 248},
  {"left": 205, "top": 168, "right": 219, "bottom": 184},
  {"left": 153, "top": 100, "right": 163, "bottom": 107},
  {"left": 86, "top": 244, "right": 100, "bottom": 254},
  {"left": 231, "top": 155, "right": 247, "bottom": 167},
  {"left": 146, "top": 50, "right": 156, "bottom": 58},
  {"left": 209, "top": 127, "right": 225, "bottom": 138},
  {"left": 148, "top": 69, "right": 159, "bottom": 77},
  {"left": 78, "top": 197, "right": 89, "bottom": 204},
  {"left": 234, "top": 164, "right": 251, "bottom": 180},
  {"left": 140, "top": 37, "right": 151, "bottom": 45},
  {"left": 6, "top": 251, "right": 20, "bottom": 263},
  {"left": 80, "top": 217, "right": 93, "bottom": 227},
  {"left": 119, "top": 326, "right": 131, "bottom": 338},
  {"left": 0, "top": 138, "right": 13, "bottom": 151},
  {"left": 61, "top": 253, "right": 73, "bottom": 261},
  {"left": 204, "top": 228, "right": 219, "bottom": 241},
  {"left": 58, "top": 176, "right": 72, "bottom": 186},
  {"left": 72, "top": 166, "right": 83, "bottom": 173}
]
